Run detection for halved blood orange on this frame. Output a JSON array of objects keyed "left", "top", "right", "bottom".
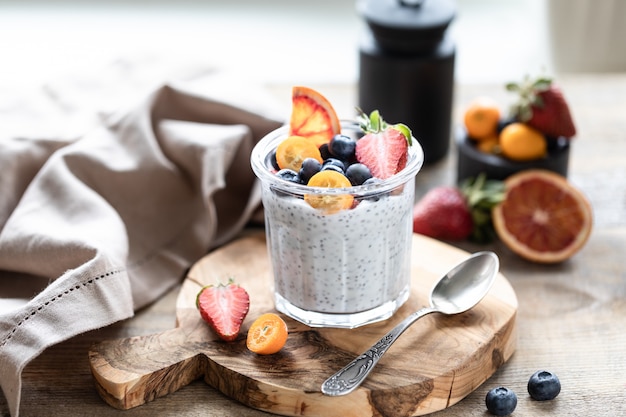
[
  {"left": 290, "top": 86, "right": 341, "bottom": 148},
  {"left": 492, "top": 169, "right": 593, "bottom": 263},
  {"left": 275, "top": 135, "right": 323, "bottom": 171},
  {"left": 304, "top": 171, "right": 354, "bottom": 214}
]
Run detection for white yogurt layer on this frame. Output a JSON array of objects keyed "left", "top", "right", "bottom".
[{"left": 262, "top": 182, "right": 414, "bottom": 314}]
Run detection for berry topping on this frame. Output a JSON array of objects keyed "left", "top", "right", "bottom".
[
  {"left": 299, "top": 157, "right": 322, "bottom": 184},
  {"left": 362, "top": 177, "right": 386, "bottom": 201},
  {"left": 345, "top": 163, "right": 372, "bottom": 186},
  {"left": 275, "top": 168, "right": 302, "bottom": 184},
  {"left": 322, "top": 157, "right": 346, "bottom": 173},
  {"left": 270, "top": 150, "right": 280, "bottom": 170},
  {"left": 195, "top": 279, "right": 250, "bottom": 342},
  {"left": 355, "top": 109, "right": 411, "bottom": 180},
  {"left": 329, "top": 134, "right": 357, "bottom": 162},
  {"left": 321, "top": 164, "right": 344, "bottom": 174},
  {"left": 319, "top": 143, "right": 332, "bottom": 160},
  {"left": 269, "top": 87, "right": 417, "bottom": 214}
]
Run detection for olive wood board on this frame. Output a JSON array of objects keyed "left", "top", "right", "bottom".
[{"left": 89, "top": 231, "right": 518, "bottom": 417}]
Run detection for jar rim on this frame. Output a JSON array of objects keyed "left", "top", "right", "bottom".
[{"left": 250, "top": 120, "right": 424, "bottom": 198}]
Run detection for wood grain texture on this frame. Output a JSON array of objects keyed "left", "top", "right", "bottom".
[{"left": 89, "top": 232, "right": 517, "bottom": 417}]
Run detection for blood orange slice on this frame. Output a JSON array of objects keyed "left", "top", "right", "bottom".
[
  {"left": 492, "top": 169, "right": 593, "bottom": 263},
  {"left": 289, "top": 86, "right": 341, "bottom": 148}
]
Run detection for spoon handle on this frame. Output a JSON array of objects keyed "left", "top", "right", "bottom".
[{"left": 321, "top": 306, "right": 436, "bottom": 396}]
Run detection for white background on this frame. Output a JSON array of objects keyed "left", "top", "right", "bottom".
[{"left": 0, "top": 0, "right": 551, "bottom": 88}]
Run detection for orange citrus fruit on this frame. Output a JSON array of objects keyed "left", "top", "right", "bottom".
[
  {"left": 246, "top": 313, "right": 288, "bottom": 355},
  {"left": 289, "top": 86, "right": 341, "bottom": 148},
  {"left": 275, "top": 135, "right": 323, "bottom": 171},
  {"left": 492, "top": 169, "right": 593, "bottom": 263},
  {"left": 463, "top": 97, "right": 501, "bottom": 140},
  {"left": 304, "top": 170, "right": 354, "bottom": 214},
  {"left": 499, "top": 122, "right": 547, "bottom": 161},
  {"left": 474, "top": 133, "right": 500, "bottom": 154}
]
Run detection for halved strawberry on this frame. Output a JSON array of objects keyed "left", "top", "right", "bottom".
[
  {"left": 507, "top": 75, "right": 576, "bottom": 138},
  {"left": 355, "top": 110, "right": 412, "bottom": 180},
  {"left": 196, "top": 279, "right": 250, "bottom": 342}
]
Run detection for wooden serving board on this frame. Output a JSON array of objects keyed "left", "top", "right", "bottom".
[{"left": 89, "top": 231, "right": 517, "bottom": 417}]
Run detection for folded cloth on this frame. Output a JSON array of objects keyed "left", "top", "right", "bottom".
[{"left": 0, "top": 74, "right": 283, "bottom": 417}]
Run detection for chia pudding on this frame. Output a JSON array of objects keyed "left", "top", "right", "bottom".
[{"left": 251, "top": 121, "right": 424, "bottom": 328}]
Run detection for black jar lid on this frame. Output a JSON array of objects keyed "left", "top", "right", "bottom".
[{"left": 357, "top": 0, "right": 456, "bottom": 54}]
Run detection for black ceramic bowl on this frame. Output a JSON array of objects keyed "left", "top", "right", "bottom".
[{"left": 456, "top": 127, "right": 571, "bottom": 183}]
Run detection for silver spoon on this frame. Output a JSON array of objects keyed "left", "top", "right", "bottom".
[{"left": 321, "top": 251, "right": 499, "bottom": 396}]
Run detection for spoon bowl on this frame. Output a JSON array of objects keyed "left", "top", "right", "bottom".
[
  {"left": 430, "top": 251, "right": 499, "bottom": 314},
  {"left": 321, "top": 251, "right": 499, "bottom": 396}
]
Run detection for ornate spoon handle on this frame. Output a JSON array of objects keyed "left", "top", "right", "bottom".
[{"left": 321, "top": 306, "right": 436, "bottom": 396}]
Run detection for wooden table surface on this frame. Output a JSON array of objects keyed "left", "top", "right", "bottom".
[{"left": 2, "top": 74, "right": 625, "bottom": 417}]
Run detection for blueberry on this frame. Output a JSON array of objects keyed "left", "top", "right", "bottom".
[
  {"left": 322, "top": 158, "right": 345, "bottom": 174},
  {"left": 363, "top": 177, "right": 382, "bottom": 186},
  {"left": 319, "top": 143, "right": 332, "bottom": 160},
  {"left": 528, "top": 370, "right": 561, "bottom": 401},
  {"left": 362, "top": 177, "right": 386, "bottom": 201},
  {"left": 485, "top": 386, "right": 517, "bottom": 416},
  {"left": 329, "top": 134, "right": 356, "bottom": 161},
  {"left": 299, "top": 158, "right": 322, "bottom": 184},
  {"left": 275, "top": 169, "right": 302, "bottom": 184},
  {"left": 270, "top": 150, "right": 280, "bottom": 170},
  {"left": 321, "top": 164, "right": 344, "bottom": 174},
  {"left": 345, "top": 163, "right": 372, "bottom": 186}
]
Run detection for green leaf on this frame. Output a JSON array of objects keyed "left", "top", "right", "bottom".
[
  {"left": 393, "top": 123, "right": 413, "bottom": 146},
  {"left": 505, "top": 82, "right": 520, "bottom": 92},
  {"left": 459, "top": 173, "right": 506, "bottom": 244},
  {"left": 369, "top": 110, "right": 381, "bottom": 132},
  {"left": 532, "top": 77, "right": 553, "bottom": 91}
]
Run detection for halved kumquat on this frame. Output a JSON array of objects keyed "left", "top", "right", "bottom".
[
  {"left": 275, "top": 135, "right": 323, "bottom": 171},
  {"left": 246, "top": 313, "right": 289, "bottom": 355},
  {"left": 304, "top": 170, "right": 354, "bottom": 214}
]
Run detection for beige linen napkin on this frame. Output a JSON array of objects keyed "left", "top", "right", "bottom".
[{"left": 0, "top": 74, "right": 283, "bottom": 417}]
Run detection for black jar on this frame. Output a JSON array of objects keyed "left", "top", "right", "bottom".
[{"left": 357, "top": 0, "right": 456, "bottom": 164}]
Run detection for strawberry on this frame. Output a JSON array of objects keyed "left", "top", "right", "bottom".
[
  {"left": 507, "top": 75, "right": 576, "bottom": 138},
  {"left": 412, "top": 174, "right": 505, "bottom": 242},
  {"left": 196, "top": 279, "right": 250, "bottom": 342},
  {"left": 413, "top": 187, "right": 473, "bottom": 241},
  {"left": 355, "top": 109, "right": 412, "bottom": 179}
]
